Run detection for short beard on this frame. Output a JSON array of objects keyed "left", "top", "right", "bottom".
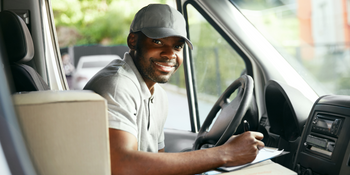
[{"left": 138, "top": 55, "right": 172, "bottom": 84}]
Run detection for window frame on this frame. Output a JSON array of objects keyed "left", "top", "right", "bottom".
[
  {"left": 176, "top": 0, "right": 254, "bottom": 133},
  {"left": 42, "top": 0, "right": 68, "bottom": 90}
]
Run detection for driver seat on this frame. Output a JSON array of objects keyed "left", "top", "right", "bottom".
[{"left": 0, "top": 10, "right": 49, "bottom": 93}]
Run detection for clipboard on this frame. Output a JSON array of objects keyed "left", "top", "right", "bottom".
[{"left": 218, "top": 147, "right": 289, "bottom": 172}]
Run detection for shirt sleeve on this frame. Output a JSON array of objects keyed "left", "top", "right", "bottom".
[
  {"left": 158, "top": 129, "right": 165, "bottom": 150},
  {"left": 108, "top": 77, "right": 141, "bottom": 138},
  {"left": 86, "top": 73, "right": 141, "bottom": 138}
]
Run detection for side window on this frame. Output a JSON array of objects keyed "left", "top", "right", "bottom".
[
  {"left": 186, "top": 4, "right": 246, "bottom": 125},
  {"left": 162, "top": 67, "right": 191, "bottom": 130},
  {"left": 163, "top": 3, "right": 247, "bottom": 131}
]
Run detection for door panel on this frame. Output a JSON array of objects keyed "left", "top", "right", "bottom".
[{"left": 164, "top": 129, "right": 197, "bottom": 152}]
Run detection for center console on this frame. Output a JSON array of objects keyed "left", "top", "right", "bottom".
[{"left": 294, "top": 95, "right": 350, "bottom": 175}]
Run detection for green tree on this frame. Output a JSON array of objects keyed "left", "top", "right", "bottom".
[{"left": 52, "top": 0, "right": 172, "bottom": 47}]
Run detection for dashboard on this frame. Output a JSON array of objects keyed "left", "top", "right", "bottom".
[
  {"left": 265, "top": 80, "right": 313, "bottom": 141},
  {"left": 294, "top": 95, "right": 350, "bottom": 175},
  {"left": 264, "top": 80, "right": 314, "bottom": 169}
]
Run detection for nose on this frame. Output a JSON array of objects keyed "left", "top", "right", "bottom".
[{"left": 160, "top": 46, "right": 176, "bottom": 60}]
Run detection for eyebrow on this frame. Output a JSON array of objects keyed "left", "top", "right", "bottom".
[{"left": 175, "top": 39, "right": 185, "bottom": 46}]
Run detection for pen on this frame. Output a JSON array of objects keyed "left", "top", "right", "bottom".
[{"left": 244, "top": 120, "right": 250, "bottom": 132}]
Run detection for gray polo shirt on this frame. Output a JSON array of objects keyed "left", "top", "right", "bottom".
[{"left": 84, "top": 53, "right": 168, "bottom": 152}]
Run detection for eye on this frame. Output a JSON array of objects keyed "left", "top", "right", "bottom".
[
  {"left": 175, "top": 44, "right": 184, "bottom": 50},
  {"left": 152, "top": 39, "right": 162, "bottom": 45}
]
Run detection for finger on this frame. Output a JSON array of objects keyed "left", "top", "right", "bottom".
[
  {"left": 250, "top": 131, "right": 264, "bottom": 140},
  {"left": 256, "top": 140, "right": 265, "bottom": 149}
]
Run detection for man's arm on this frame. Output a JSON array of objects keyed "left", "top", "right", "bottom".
[{"left": 109, "top": 128, "right": 264, "bottom": 175}]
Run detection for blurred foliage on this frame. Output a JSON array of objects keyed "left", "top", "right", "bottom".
[{"left": 52, "top": 0, "right": 170, "bottom": 47}]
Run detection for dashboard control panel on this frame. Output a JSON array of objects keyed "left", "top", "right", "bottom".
[
  {"left": 311, "top": 114, "right": 342, "bottom": 136},
  {"left": 294, "top": 95, "right": 350, "bottom": 175}
]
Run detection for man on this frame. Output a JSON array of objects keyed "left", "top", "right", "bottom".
[{"left": 84, "top": 4, "right": 264, "bottom": 174}]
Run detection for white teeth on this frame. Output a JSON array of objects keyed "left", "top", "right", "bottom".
[{"left": 155, "top": 62, "right": 172, "bottom": 68}]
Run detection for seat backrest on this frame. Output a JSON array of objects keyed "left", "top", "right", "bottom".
[{"left": 0, "top": 10, "right": 49, "bottom": 92}]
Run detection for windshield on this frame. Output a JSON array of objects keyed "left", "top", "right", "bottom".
[{"left": 231, "top": 0, "right": 350, "bottom": 96}]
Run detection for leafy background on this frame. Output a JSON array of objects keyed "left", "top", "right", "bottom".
[{"left": 52, "top": 0, "right": 170, "bottom": 47}]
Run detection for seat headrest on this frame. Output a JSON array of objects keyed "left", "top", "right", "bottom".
[{"left": 0, "top": 10, "right": 34, "bottom": 63}]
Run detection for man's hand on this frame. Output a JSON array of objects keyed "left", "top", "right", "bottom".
[{"left": 220, "top": 131, "right": 265, "bottom": 167}]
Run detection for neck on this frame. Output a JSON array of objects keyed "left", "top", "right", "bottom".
[
  {"left": 130, "top": 51, "right": 156, "bottom": 94},
  {"left": 148, "top": 84, "right": 155, "bottom": 95}
]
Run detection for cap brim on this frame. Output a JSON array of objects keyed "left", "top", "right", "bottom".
[{"left": 142, "top": 28, "right": 193, "bottom": 50}]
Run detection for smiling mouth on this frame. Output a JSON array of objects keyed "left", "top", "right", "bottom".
[{"left": 153, "top": 61, "right": 176, "bottom": 72}]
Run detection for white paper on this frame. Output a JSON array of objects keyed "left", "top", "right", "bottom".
[{"left": 219, "top": 147, "right": 284, "bottom": 171}]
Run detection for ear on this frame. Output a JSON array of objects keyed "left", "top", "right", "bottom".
[{"left": 127, "top": 33, "right": 138, "bottom": 51}]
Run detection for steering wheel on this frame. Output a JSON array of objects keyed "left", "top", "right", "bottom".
[{"left": 192, "top": 75, "right": 254, "bottom": 150}]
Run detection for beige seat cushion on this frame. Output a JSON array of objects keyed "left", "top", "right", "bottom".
[{"left": 13, "top": 90, "right": 110, "bottom": 175}]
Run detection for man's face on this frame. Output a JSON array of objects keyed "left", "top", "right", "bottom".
[{"left": 132, "top": 33, "right": 185, "bottom": 86}]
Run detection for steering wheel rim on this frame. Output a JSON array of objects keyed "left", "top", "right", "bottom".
[{"left": 192, "top": 75, "right": 254, "bottom": 150}]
